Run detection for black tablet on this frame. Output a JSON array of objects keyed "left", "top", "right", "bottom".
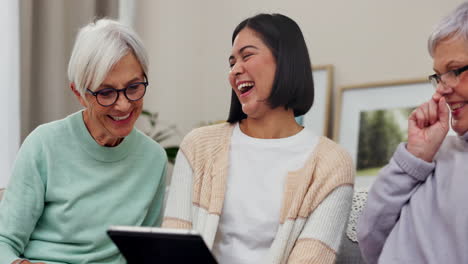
[{"left": 107, "top": 226, "right": 218, "bottom": 264}]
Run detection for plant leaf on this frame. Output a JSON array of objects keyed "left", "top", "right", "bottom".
[{"left": 165, "top": 146, "right": 179, "bottom": 164}]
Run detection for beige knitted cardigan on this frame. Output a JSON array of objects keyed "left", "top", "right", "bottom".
[{"left": 163, "top": 123, "right": 354, "bottom": 263}]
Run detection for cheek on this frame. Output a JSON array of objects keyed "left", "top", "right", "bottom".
[
  {"left": 134, "top": 102, "right": 143, "bottom": 113},
  {"left": 86, "top": 104, "right": 98, "bottom": 117},
  {"left": 131, "top": 101, "right": 143, "bottom": 118},
  {"left": 91, "top": 105, "right": 111, "bottom": 120},
  {"left": 87, "top": 98, "right": 105, "bottom": 113},
  {"left": 459, "top": 78, "right": 468, "bottom": 97},
  {"left": 257, "top": 59, "right": 276, "bottom": 83},
  {"left": 260, "top": 67, "right": 276, "bottom": 88}
]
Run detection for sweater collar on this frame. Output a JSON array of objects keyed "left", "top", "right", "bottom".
[{"left": 67, "top": 110, "right": 137, "bottom": 162}]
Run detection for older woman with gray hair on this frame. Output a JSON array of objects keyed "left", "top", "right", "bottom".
[
  {"left": 0, "top": 19, "right": 167, "bottom": 264},
  {"left": 358, "top": 2, "right": 468, "bottom": 263}
]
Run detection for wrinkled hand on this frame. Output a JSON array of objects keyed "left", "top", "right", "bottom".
[
  {"left": 11, "top": 259, "right": 46, "bottom": 264},
  {"left": 407, "top": 96, "right": 449, "bottom": 162}
]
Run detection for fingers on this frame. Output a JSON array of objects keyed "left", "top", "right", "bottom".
[
  {"left": 413, "top": 103, "right": 430, "bottom": 128},
  {"left": 428, "top": 98, "right": 438, "bottom": 125},
  {"left": 12, "top": 260, "right": 30, "bottom": 264},
  {"left": 11, "top": 259, "right": 46, "bottom": 264},
  {"left": 408, "top": 112, "right": 417, "bottom": 132},
  {"left": 410, "top": 99, "right": 441, "bottom": 129},
  {"left": 409, "top": 107, "right": 423, "bottom": 129},
  {"left": 438, "top": 97, "right": 449, "bottom": 126}
]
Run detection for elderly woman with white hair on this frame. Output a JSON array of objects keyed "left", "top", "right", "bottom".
[
  {"left": 358, "top": 2, "right": 468, "bottom": 264},
  {"left": 0, "top": 19, "right": 167, "bottom": 264}
]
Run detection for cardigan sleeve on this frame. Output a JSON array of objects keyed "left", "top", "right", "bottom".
[
  {"left": 286, "top": 138, "right": 354, "bottom": 264},
  {"left": 0, "top": 130, "right": 46, "bottom": 264},
  {"left": 162, "top": 151, "right": 194, "bottom": 229},
  {"left": 357, "top": 143, "right": 435, "bottom": 264},
  {"left": 287, "top": 185, "right": 353, "bottom": 263}
]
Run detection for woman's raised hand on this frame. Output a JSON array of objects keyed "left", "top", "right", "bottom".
[{"left": 407, "top": 96, "right": 450, "bottom": 162}]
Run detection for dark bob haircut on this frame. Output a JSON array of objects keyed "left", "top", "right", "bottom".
[{"left": 227, "top": 13, "right": 314, "bottom": 123}]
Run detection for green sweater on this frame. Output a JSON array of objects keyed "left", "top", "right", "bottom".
[{"left": 0, "top": 111, "right": 167, "bottom": 264}]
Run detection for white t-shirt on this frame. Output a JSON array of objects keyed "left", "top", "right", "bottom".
[{"left": 211, "top": 123, "right": 318, "bottom": 264}]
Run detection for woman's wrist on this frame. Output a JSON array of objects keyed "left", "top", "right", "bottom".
[{"left": 406, "top": 143, "right": 434, "bottom": 162}]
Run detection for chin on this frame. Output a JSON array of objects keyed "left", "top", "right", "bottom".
[
  {"left": 452, "top": 121, "right": 468, "bottom": 136},
  {"left": 241, "top": 103, "right": 261, "bottom": 117},
  {"left": 454, "top": 128, "right": 468, "bottom": 136},
  {"left": 112, "top": 127, "right": 134, "bottom": 138}
]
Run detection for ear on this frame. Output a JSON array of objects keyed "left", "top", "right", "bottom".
[{"left": 70, "top": 83, "right": 87, "bottom": 108}]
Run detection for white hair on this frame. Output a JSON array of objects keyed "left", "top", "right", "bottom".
[
  {"left": 428, "top": 2, "right": 468, "bottom": 57},
  {"left": 67, "top": 18, "right": 148, "bottom": 98}
]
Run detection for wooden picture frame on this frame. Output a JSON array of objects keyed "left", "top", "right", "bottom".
[{"left": 333, "top": 78, "right": 434, "bottom": 187}]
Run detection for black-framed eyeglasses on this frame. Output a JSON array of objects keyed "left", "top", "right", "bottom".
[
  {"left": 428, "top": 65, "right": 468, "bottom": 89},
  {"left": 87, "top": 75, "right": 149, "bottom": 107}
]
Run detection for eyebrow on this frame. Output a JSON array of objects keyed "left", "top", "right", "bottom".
[
  {"left": 434, "top": 59, "right": 465, "bottom": 73},
  {"left": 100, "top": 76, "right": 144, "bottom": 89},
  {"left": 228, "top": 45, "right": 259, "bottom": 61}
]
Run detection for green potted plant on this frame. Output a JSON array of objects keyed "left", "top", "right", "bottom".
[{"left": 140, "top": 110, "right": 179, "bottom": 164}]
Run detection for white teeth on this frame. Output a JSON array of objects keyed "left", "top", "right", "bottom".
[
  {"left": 111, "top": 113, "right": 130, "bottom": 121},
  {"left": 237, "top": 82, "right": 254, "bottom": 91},
  {"left": 450, "top": 103, "right": 466, "bottom": 111}
]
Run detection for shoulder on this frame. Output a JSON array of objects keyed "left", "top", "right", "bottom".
[
  {"left": 181, "top": 122, "right": 234, "bottom": 149},
  {"left": 14, "top": 117, "right": 70, "bottom": 181},
  {"left": 315, "top": 137, "right": 353, "bottom": 164},
  {"left": 22, "top": 116, "right": 70, "bottom": 148},
  {"left": 179, "top": 122, "right": 234, "bottom": 167},
  {"left": 312, "top": 137, "right": 354, "bottom": 181},
  {"left": 134, "top": 128, "right": 167, "bottom": 160}
]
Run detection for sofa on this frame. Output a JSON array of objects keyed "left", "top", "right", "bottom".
[{"left": 336, "top": 188, "right": 368, "bottom": 263}]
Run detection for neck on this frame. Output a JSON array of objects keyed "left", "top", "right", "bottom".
[
  {"left": 82, "top": 110, "right": 123, "bottom": 147},
  {"left": 240, "top": 108, "right": 303, "bottom": 139}
]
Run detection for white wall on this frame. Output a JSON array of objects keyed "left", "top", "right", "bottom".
[
  {"left": 0, "top": 0, "right": 20, "bottom": 187},
  {"left": 134, "top": 0, "right": 465, "bottom": 143},
  {"left": 119, "top": 0, "right": 136, "bottom": 27}
]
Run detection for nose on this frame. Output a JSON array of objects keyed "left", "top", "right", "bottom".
[
  {"left": 435, "top": 81, "right": 453, "bottom": 95},
  {"left": 113, "top": 92, "right": 132, "bottom": 111},
  {"left": 230, "top": 61, "right": 244, "bottom": 77}
]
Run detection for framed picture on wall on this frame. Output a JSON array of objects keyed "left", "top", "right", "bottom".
[
  {"left": 333, "top": 78, "right": 437, "bottom": 188},
  {"left": 298, "top": 64, "right": 333, "bottom": 137}
]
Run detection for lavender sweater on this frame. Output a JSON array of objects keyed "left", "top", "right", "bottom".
[{"left": 357, "top": 133, "right": 468, "bottom": 264}]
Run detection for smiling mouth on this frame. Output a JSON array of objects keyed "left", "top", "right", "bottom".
[
  {"left": 237, "top": 82, "right": 254, "bottom": 94},
  {"left": 449, "top": 102, "right": 466, "bottom": 111},
  {"left": 109, "top": 112, "right": 131, "bottom": 121}
]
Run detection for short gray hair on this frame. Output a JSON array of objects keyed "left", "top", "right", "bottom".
[
  {"left": 428, "top": 2, "right": 468, "bottom": 57},
  {"left": 68, "top": 18, "right": 148, "bottom": 97}
]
